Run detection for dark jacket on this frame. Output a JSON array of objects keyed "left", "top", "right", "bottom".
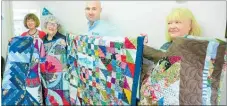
[{"left": 42, "top": 31, "right": 66, "bottom": 43}]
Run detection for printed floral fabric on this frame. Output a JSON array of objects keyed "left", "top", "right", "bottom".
[{"left": 139, "top": 56, "right": 181, "bottom": 105}]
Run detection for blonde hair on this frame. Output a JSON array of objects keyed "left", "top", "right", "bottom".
[{"left": 165, "top": 8, "right": 202, "bottom": 42}]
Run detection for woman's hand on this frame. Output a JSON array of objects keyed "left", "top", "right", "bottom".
[{"left": 8, "top": 37, "right": 13, "bottom": 43}]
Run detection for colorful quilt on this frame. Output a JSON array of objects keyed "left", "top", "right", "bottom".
[
  {"left": 2, "top": 36, "right": 45, "bottom": 105},
  {"left": 3, "top": 34, "right": 225, "bottom": 105},
  {"left": 67, "top": 34, "right": 144, "bottom": 105},
  {"left": 40, "top": 38, "right": 70, "bottom": 105},
  {"left": 140, "top": 36, "right": 226, "bottom": 105}
]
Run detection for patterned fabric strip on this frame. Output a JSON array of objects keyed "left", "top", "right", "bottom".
[
  {"left": 2, "top": 36, "right": 44, "bottom": 105},
  {"left": 202, "top": 41, "right": 219, "bottom": 105}
]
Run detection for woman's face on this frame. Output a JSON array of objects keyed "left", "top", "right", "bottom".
[
  {"left": 27, "top": 19, "right": 36, "bottom": 29},
  {"left": 46, "top": 21, "right": 58, "bottom": 35},
  {"left": 168, "top": 19, "right": 191, "bottom": 38}
]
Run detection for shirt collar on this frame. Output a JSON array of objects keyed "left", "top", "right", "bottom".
[
  {"left": 88, "top": 20, "right": 101, "bottom": 31},
  {"left": 43, "top": 32, "right": 59, "bottom": 43}
]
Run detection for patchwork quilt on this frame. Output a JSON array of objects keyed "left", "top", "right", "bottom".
[
  {"left": 140, "top": 36, "right": 226, "bottom": 105},
  {"left": 40, "top": 38, "right": 70, "bottom": 105},
  {"left": 3, "top": 35, "right": 225, "bottom": 106},
  {"left": 67, "top": 34, "right": 144, "bottom": 105},
  {"left": 2, "top": 36, "right": 45, "bottom": 105}
]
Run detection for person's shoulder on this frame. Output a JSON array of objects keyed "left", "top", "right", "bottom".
[
  {"left": 58, "top": 32, "right": 65, "bottom": 37},
  {"left": 38, "top": 30, "right": 46, "bottom": 39},
  {"left": 160, "top": 42, "right": 172, "bottom": 51},
  {"left": 57, "top": 32, "right": 66, "bottom": 40},
  {"left": 38, "top": 30, "right": 46, "bottom": 35},
  {"left": 21, "top": 31, "right": 28, "bottom": 36},
  {"left": 99, "top": 20, "right": 111, "bottom": 26},
  {"left": 99, "top": 20, "right": 117, "bottom": 30}
]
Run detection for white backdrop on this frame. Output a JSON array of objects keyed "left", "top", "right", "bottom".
[
  {"left": 11, "top": 1, "right": 226, "bottom": 48},
  {"left": 3, "top": 1, "right": 227, "bottom": 105},
  {"left": 38, "top": 1, "right": 226, "bottom": 49}
]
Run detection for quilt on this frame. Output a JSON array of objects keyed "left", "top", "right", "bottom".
[
  {"left": 166, "top": 37, "right": 226, "bottom": 105},
  {"left": 67, "top": 34, "right": 144, "bottom": 105},
  {"left": 2, "top": 36, "right": 45, "bottom": 105},
  {"left": 140, "top": 36, "right": 226, "bottom": 105},
  {"left": 40, "top": 38, "right": 70, "bottom": 105}
]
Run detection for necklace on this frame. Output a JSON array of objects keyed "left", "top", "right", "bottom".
[{"left": 28, "top": 29, "right": 37, "bottom": 36}]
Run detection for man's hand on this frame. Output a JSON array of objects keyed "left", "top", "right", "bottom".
[{"left": 140, "top": 33, "right": 148, "bottom": 45}]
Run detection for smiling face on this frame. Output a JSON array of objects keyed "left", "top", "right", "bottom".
[
  {"left": 26, "top": 19, "right": 36, "bottom": 30},
  {"left": 167, "top": 19, "right": 191, "bottom": 38},
  {"left": 24, "top": 13, "right": 40, "bottom": 29},
  {"left": 85, "top": 1, "right": 102, "bottom": 23},
  {"left": 46, "top": 21, "right": 58, "bottom": 36},
  {"left": 165, "top": 8, "right": 201, "bottom": 42}
]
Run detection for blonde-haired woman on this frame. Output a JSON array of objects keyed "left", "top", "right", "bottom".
[
  {"left": 161, "top": 7, "right": 201, "bottom": 50},
  {"left": 140, "top": 7, "right": 202, "bottom": 105},
  {"left": 143, "top": 7, "right": 202, "bottom": 61}
]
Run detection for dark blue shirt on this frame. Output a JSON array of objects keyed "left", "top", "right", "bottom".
[{"left": 43, "top": 31, "right": 66, "bottom": 44}]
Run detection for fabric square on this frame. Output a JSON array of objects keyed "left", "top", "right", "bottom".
[
  {"left": 121, "top": 55, "right": 126, "bottom": 63},
  {"left": 111, "top": 78, "right": 116, "bottom": 84},
  {"left": 107, "top": 82, "right": 111, "bottom": 88},
  {"left": 92, "top": 81, "right": 96, "bottom": 87},
  {"left": 110, "top": 47, "right": 115, "bottom": 54},
  {"left": 110, "top": 41, "right": 115, "bottom": 48},
  {"left": 91, "top": 44, "right": 95, "bottom": 50},
  {"left": 112, "top": 71, "right": 116, "bottom": 78}
]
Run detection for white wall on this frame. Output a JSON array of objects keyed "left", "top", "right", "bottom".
[
  {"left": 7, "top": 1, "right": 226, "bottom": 48},
  {"left": 2, "top": 1, "right": 227, "bottom": 105},
  {"left": 39, "top": 1, "right": 87, "bottom": 35},
  {"left": 2, "top": 1, "right": 14, "bottom": 59}
]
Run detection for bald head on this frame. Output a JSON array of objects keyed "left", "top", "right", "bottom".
[
  {"left": 85, "top": 1, "right": 102, "bottom": 23},
  {"left": 86, "top": 1, "right": 102, "bottom": 9}
]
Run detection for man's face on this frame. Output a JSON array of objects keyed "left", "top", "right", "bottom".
[
  {"left": 168, "top": 19, "right": 191, "bottom": 38},
  {"left": 85, "top": 1, "right": 102, "bottom": 22}
]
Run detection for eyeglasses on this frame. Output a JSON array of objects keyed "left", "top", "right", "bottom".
[{"left": 47, "top": 22, "right": 58, "bottom": 27}]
